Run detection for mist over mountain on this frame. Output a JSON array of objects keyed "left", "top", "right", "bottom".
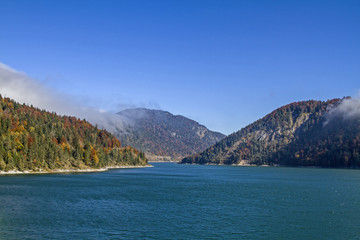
[
  {"left": 181, "top": 98, "right": 360, "bottom": 168},
  {"left": 0, "top": 63, "right": 225, "bottom": 161},
  {"left": 0, "top": 96, "right": 147, "bottom": 172},
  {"left": 115, "top": 108, "right": 225, "bottom": 161},
  {"left": 0, "top": 63, "right": 131, "bottom": 133}
]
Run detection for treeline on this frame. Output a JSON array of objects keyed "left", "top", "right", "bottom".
[
  {"left": 0, "top": 95, "right": 147, "bottom": 172},
  {"left": 182, "top": 98, "right": 360, "bottom": 168}
]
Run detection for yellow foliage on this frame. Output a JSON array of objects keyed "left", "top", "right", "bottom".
[
  {"left": 7, "top": 102, "right": 14, "bottom": 109},
  {"left": 14, "top": 125, "right": 26, "bottom": 133},
  {"left": 93, "top": 154, "right": 99, "bottom": 165},
  {"left": 61, "top": 142, "right": 71, "bottom": 152},
  {"left": 15, "top": 138, "right": 24, "bottom": 151},
  {"left": 90, "top": 147, "right": 99, "bottom": 165}
]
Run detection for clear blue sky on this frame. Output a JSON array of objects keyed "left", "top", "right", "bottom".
[{"left": 1, "top": 0, "right": 359, "bottom": 134}]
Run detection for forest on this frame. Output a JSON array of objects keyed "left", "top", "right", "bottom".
[
  {"left": 181, "top": 98, "right": 360, "bottom": 168},
  {"left": 116, "top": 108, "right": 224, "bottom": 159},
  {"left": 0, "top": 95, "right": 147, "bottom": 172}
]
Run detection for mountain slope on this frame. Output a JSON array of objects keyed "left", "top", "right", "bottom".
[
  {"left": 0, "top": 95, "right": 147, "bottom": 172},
  {"left": 181, "top": 98, "right": 360, "bottom": 168},
  {"left": 115, "top": 108, "right": 225, "bottom": 160}
]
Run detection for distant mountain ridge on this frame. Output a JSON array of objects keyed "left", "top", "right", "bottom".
[
  {"left": 181, "top": 98, "right": 360, "bottom": 168},
  {"left": 115, "top": 108, "right": 225, "bottom": 160}
]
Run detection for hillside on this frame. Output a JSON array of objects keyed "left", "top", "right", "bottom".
[
  {"left": 181, "top": 98, "right": 360, "bottom": 168},
  {"left": 115, "top": 108, "right": 225, "bottom": 161},
  {"left": 0, "top": 95, "right": 147, "bottom": 173}
]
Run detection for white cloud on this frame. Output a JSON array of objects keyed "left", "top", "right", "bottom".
[
  {"left": 325, "top": 97, "right": 360, "bottom": 125},
  {"left": 0, "top": 62, "right": 130, "bottom": 132}
]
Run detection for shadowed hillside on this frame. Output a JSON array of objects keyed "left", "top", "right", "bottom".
[
  {"left": 181, "top": 98, "right": 360, "bottom": 168},
  {"left": 116, "top": 108, "right": 225, "bottom": 161}
]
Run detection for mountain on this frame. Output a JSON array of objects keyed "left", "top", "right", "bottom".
[
  {"left": 181, "top": 98, "right": 360, "bottom": 168},
  {"left": 0, "top": 95, "right": 147, "bottom": 173},
  {"left": 115, "top": 108, "right": 225, "bottom": 161}
]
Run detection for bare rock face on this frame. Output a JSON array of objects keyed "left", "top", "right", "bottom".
[{"left": 181, "top": 98, "right": 360, "bottom": 168}]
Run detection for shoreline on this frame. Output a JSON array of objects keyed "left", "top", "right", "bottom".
[
  {"left": 0, "top": 164, "right": 153, "bottom": 175},
  {"left": 178, "top": 162, "right": 279, "bottom": 167},
  {"left": 148, "top": 160, "right": 179, "bottom": 163}
]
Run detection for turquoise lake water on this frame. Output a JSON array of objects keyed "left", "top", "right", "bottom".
[{"left": 1, "top": 162, "right": 360, "bottom": 239}]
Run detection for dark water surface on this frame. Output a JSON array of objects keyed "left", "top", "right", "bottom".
[{"left": 1, "top": 163, "right": 360, "bottom": 239}]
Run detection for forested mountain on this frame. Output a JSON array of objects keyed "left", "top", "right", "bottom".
[
  {"left": 116, "top": 108, "right": 225, "bottom": 160},
  {"left": 181, "top": 98, "right": 360, "bottom": 168},
  {"left": 0, "top": 95, "right": 147, "bottom": 172}
]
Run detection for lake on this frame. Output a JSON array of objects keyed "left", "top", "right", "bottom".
[{"left": 1, "top": 162, "right": 360, "bottom": 239}]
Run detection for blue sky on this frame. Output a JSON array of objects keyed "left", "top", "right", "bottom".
[{"left": 1, "top": 0, "right": 359, "bottom": 134}]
